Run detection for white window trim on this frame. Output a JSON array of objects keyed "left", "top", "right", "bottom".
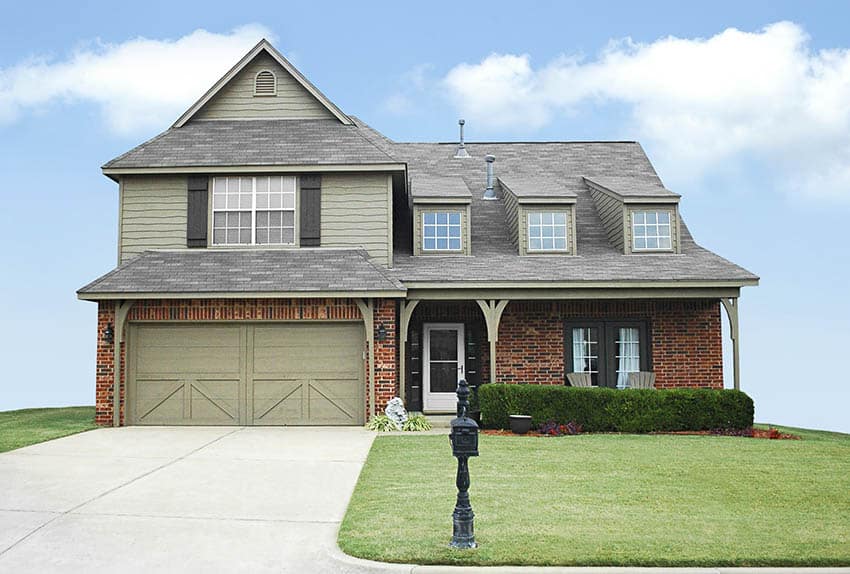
[
  {"left": 527, "top": 211, "right": 569, "bottom": 253},
  {"left": 631, "top": 210, "right": 673, "bottom": 252},
  {"left": 421, "top": 211, "right": 463, "bottom": 252},
  {"left": 212, "top": 176, "right": 296, "bottom": 246},
  {"left": 254, "top": 69, "right": 277, "bottom": 96}
]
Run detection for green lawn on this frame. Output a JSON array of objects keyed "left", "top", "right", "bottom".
[
  {"left": 339, "top": 425, "right": 850, "bottom": 567},
  {"left": 0, "top": 407, "right": 97, "bottom": 453}
]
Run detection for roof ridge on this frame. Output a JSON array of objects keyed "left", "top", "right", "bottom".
[{"left": 395, "top": 140, "right": 639, "bottom": 145}]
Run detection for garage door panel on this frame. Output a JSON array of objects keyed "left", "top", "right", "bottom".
[
  {"left": 188, "top": 379, "right": 241, "bottom": 424},
  {"left": 307, "top": 379, "right": 360, "bottom": 425},
  {"left": 130, "top": 322, "right": 363, "bottom": 426},
  {"left": 135, "top": 379, "right": 184, "bottom": 424}
]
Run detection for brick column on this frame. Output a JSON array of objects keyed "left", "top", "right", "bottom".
[
  {"left": 371, "top": 299, "right": 398, "bottom": 415},
  {"left": 95, "top": 302, "right": 116, "bottom": 426}
]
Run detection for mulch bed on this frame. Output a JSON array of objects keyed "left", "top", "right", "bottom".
[{"left": 482, "top": 428, "right": 801, "bottom": 440}]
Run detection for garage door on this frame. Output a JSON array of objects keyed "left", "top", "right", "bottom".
[{"left": 127, "top": 323, "right": 364, "bottom": 426}]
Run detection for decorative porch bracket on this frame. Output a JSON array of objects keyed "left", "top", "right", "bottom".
[
  {"left": 398, "top": 300, "right": 420, "bottom": 403},
  {"left": 354, "top": 298, "right": 376, "bottom": 418},
  {"left": 113, "top": 300, "right": 134, "bottom": 427},
  {"left": 720, "top": 298, "right": 740, "bottom": 391},
  {"left": 475, "top": 299, "right": 510, "bottom": 384}
]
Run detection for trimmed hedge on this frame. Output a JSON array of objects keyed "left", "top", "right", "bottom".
[{"left": 479, "top": 384, "right": 754, "bottom": 432}]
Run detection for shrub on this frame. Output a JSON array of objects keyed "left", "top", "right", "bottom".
[
  {"left": 479, "top": 384, "right": 754, "bottom": 432},
  {"left": 402, "top": 414, "right": 432, "bottom": 432},
  {"left": 366, "top": 414, "right": 399, "bottom": 432},
  {"left": 539, "top": 419, "right": 583, "bottom": 436}
]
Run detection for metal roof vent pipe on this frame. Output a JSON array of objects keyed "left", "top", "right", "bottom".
[
  {"left": 483, "top": 155, "right": 497, "bottom": 200},
  {"left": 454, "top": 119, "right": 471, "bottom": 159}
]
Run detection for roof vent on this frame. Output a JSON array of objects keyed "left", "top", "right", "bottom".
[
  {"left": 254, "top": 70, "right": 277, "bottom": 96},
  {"left": 483, "top": 155, "right": 497, "bottom": 200},
  {"left": 454, "top": 119, "right": 471, "bottom": 158}
]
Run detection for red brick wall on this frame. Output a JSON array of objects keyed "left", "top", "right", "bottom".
[
  {"left": 94, "top": 298, "right": 399, "bottom": 426},
  {"left": 495, "top": 300, "right": 723, "bottom": 388},
  {"left": 371, "top": 299, "right": 398, "bottom": 415}
]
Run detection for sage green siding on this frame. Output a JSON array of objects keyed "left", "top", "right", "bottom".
[
  {"left": 120, "top": 175, "right": 187, "bottom": 263},
  {"left": 321, "top": 173, "right": 393, "bottom": 266},
  {"left": 589, "top": 186, "right": 626, "bottom": 252},
  {"left": 625, "top": 204, "right": 681, "bottom": 254},
  {"left": 518, "top": 204, "right": 577, "bottom": 255},
  {"left": 412, "top": 203, "right": 472, "bottom": 256},
  {"left": 503, "top": 188, "right": 519, "bottom": 250},
  {"left": 192, "top": 52, "right": 336, "bottom": 121}
]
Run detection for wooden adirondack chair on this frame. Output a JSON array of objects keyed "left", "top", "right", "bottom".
[
  {"left": 566, "top": 372, "right": 593, "bottom": 388},
  {"left": 628, "top": 371, "right": 656, "bottom": 389}
]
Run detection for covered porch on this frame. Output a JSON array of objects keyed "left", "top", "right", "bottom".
[{"left": 398, "top": 288, "right": 744, "bottom": 414}]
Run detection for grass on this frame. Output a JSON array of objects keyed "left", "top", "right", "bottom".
[
  {"left": 0, "top": 407, "right": 97, "bottom": 453},
  {"left": 339, "top": 425, "right": 850, "bottom": 567}
]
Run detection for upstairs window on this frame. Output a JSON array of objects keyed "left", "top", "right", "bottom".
[
  {"left": 254, "top": 70, "right": 277, "bottom": 96},
  {"left": 528, "top": 211, "right": 568, "bottom": 252},
  {"left": 212, "top": 176, "right": 296, "bottom": 245},
  {"left": 422, "top": 211, "right": 462, "bottom": 251},
  {"left": 632, "top": 211, "right": 672, "bottom": 251}
]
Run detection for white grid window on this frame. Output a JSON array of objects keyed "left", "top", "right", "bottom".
[
  {"left": 572, "top": 327, "right": 600, "bottom": 386},
  {"left": 528, "top": 212, "right": 568, "bottom": 251},
  {"left": 632, "top": 211, "right": 672, "bottom": 251},
  {"left": 615, "top": 327, "right": 641, "bottom": 389},
  {"left": 422, "top": 212, "right": 462, "bottom": 251},
  {"left": 212, "top": 176, "right": 296, "bottom": 245}
]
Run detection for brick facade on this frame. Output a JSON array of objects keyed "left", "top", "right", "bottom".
[
  {"left": 95, "top": 297, "right": 721, "bottom": 426},
  {"left": 94, "top": 298, "right": 400, "bottom": 426},
  {"left": 495, "top": 299, "right": 723, "bottom": 388}
]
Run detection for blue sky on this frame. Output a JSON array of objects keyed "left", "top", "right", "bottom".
[{"left": 1, "top": 1, "right": 848, "bottom": 432}]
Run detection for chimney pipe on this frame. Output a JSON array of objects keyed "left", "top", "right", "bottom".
[
  {"left": 483, "top": 155, "right": 496, "bottom": 200},
  {"left": 454, "top": 119, "right": 470, "bottom": 158}
]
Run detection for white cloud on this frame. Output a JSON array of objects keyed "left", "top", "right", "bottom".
[
  {"left": 381, "top": 63, "right": 436, "bottom": 117},
  {"left": 0, "top": 25, "right": 273, "bottom": 135},
  {"left": 442, "top": 22, "right": 850, "bottom": 200}
]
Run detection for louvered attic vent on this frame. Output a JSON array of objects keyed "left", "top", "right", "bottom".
[{"left": 254, "top": 70, "right": 276, "bottom": 96}]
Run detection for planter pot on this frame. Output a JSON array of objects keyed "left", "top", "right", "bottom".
[{"left": 509, "top": 415, "right": 533, "bottom": 435}]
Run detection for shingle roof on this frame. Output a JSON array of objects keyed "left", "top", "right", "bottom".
[
  {"left": 498, "top": 175, "right": 577, "bottom": 202},
  {"left": 102, "top": 119, "right": 399, "bottom": 169},
  {"left": 384, "top": 140, "right": 758, "bottom": 285},
  {"left": 410, "top": 175, "right": 471, "bottom": 201},
  {"left": 584, "top": 175, "right": 679, "bottom": 200},
  {"left": 77, "top": 249, "right": 405, "bottom": 296}
]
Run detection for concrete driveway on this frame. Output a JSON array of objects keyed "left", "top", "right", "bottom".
[{"left": 0, "top": 426, "right": 397, "bottom": 573}]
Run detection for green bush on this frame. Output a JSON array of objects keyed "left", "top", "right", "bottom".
[
  {"left": 402, "top": 414, "right": 432, "bottom": 432},
  {"left": 366, "top": 414, "right": 399, "bottom": 432},
  {"left": 479, "top": 384, "right": 754, "bottom": 432}
]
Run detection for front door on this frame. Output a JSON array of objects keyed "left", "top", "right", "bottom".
[{"left": 423, "top": 323, "right": 465, "bottom": 412}]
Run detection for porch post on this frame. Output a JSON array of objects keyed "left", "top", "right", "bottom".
[
  {"left": 355, "top": 298, "right": 376, "bottom": 418},
  {"left": 476, "top": 300, "right": 509, "bottom": 384},
  {"left": 113, "top": 300, "right": 134, "bottom": 427},
  {"left": 721, "top": 298, "right": 740, "bottom": 391},
  {"left": 398, "top": 300, "right": 419, "bottom": 404}
]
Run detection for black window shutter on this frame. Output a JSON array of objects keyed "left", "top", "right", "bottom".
[
  {"left": 186, "top": 176, "right": 209, "bottom": 248},
  {"left": 300, "top": 174, "right": 321, "bottom": 247}
]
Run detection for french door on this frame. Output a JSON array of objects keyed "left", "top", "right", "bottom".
[
  {"left": 423, "top": 323, "right": 465, "bottom": 411},
  {"left": 565, "top": 321, "right": 649, "bottom": 388}
]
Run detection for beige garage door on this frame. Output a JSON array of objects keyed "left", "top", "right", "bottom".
[{"left": 127, "top": 323, "right": 364, "bottom": 426}]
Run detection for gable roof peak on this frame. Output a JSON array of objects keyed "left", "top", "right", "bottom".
[{"left": 172, "top": 39, "right": 352, "bottom": 128}]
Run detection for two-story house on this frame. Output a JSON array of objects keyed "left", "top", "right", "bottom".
[{"left": 78, "top": 40, "right": 758, "bottom": 427}]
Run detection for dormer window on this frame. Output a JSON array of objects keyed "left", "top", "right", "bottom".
[
  {"left": 632, "top": 210, "right": 672, "bottom": 251},
  {"left": 254, "top": 70, "right": 277, "bottom": 96},
  {"left": 528, "top": 211, "right": 569, "bottom": 252},
  {"left": 422, "top": 211, "right": 462, "bottom": 251}
]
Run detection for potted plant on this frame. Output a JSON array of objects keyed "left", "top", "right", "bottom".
[{"left": 509, "top": 414, "right": 533, "bottom": 434}]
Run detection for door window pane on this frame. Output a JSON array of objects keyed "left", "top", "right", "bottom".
[
  {"left": 429, "top": 329, "right": 458, "bottom": 361},
  {"left": 572, "top": 327, "right": 600, "bottom": 386},
  {"left": 616, "top": 327, "right": 641, "bottom": 389},
  {"left": 430, "top": 363, "right": 460, "bottom": 393}
]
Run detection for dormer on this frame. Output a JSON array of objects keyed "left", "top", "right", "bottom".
[
  {"left": 499, "top": 176, "right": 578, "bottom": 255},
  {"left": 410, "top": 176, "right": 472, "bottom": 256},
  {"left": 584, "top": 176, "right": 682, "bottom": 254}
]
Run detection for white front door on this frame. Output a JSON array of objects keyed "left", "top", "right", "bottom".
[{"left": 423, "top": 323, "right": 465, "bottom": 412}]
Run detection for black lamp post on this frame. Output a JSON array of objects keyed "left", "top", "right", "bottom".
[{"left": 448, "top": 379, "right": 479, "bottom": 549}]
